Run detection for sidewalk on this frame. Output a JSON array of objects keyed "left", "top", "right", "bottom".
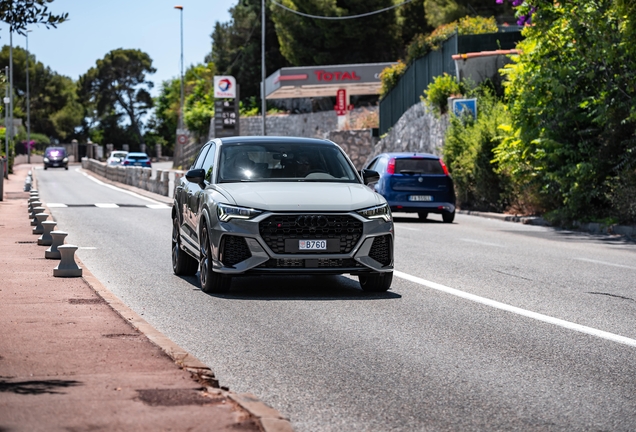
[{"left": 0, "top": 164, "right": 292, "bottom": 432}]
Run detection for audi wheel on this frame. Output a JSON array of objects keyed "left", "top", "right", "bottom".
[{"left": 199, "top": 224, "right": 231, "bottom": 294}]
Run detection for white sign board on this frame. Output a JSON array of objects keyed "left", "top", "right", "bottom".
[{"left": 214, "top": 76, "right": 237, "bottom": 99}]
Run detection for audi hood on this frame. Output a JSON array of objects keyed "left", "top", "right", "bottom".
[{"left": 216, "top": 182, "right": 385, "bottom": 212}]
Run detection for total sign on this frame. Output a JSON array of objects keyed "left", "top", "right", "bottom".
[{"left": 214, "top": 75, "right": 237, "bottom": 99}]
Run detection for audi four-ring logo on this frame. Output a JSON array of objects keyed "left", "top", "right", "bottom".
[{"left": 295, "top": 215, "right": 329, "bottom": 227}]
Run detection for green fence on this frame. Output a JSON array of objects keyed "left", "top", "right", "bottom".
[{"left": 379, "top": 31, "right": 522, "bottom": 135}]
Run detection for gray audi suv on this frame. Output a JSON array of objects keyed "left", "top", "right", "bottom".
[{"left": 172, "top": 136, "right": 394, "bottom": 293}]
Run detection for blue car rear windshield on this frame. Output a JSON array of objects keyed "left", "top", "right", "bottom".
[
  {"left": 395, "top": 158, "right": 444, "bottom": 175},
  {"left": 219, "top": 142, "right": 359, "bottom": 183},
  {"left": 127, "top": 154, "right": 148, "bottom": 161}
]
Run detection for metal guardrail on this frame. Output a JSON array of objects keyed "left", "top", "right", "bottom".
[{"left": 379, "top": 31, "right": 523, "bottom": 135}]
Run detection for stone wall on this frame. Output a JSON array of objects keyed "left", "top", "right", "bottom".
[
  {"left": 81, "top": 158, "right": 176, "bottom": 197},
  {"left": 364, "top": 102, "right": 449, "bottom": 167},
  {"left": 326, "top": 130, "right": 377, "bottom": 170}
]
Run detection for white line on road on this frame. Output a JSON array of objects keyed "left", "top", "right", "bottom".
[
  {"left": 395, "top": 226, "right": 420, "bottom": 232},
  {"left": 47, "top": 203, "right": 68, "bottom": 208},
  {"left": 460, "top": 238, "right": 505, "bottom": 247},
  {"left": 77, "top": 168, "right": 165, "bottom": 205},
  {"left": 574, "top": 258, "right": 636, "bottom": 271},
  {"left": 394, "top": 270, "right": 636, "bottom": 348},
  {"left": 94, "top": 203, "right": 119, "bottom": 208},
  {"left": 146, "top": 204, "right": 171, "bottom": 209},
  {"left": 78, "top": 247, "right": 97, "bottom": 250}
]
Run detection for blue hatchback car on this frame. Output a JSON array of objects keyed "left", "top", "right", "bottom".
[{"left": 364, "top": 152, "right": 456, "bottom": 223}]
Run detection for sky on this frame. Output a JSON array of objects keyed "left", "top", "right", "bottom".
[{"left": 0, "top": 0, "right": 238, "bottom": 95}]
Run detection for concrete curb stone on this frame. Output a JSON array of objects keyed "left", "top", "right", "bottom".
[{"left": 458, "top": 209, "right": 635, "bottom": 240}]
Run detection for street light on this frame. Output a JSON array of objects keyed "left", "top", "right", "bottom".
[
  {"left": 26, "top": 30, "right": 32, "bottom": 164},
  {"left": 174, "top": 5, "right": 184, "bottom": 166},
  {"left": 261, "top": 0, "right": 266, "bottom": 135}
]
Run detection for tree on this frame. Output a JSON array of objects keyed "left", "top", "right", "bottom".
[
  {"left": 424, "top": 0, "right": 514, "bottom": 27},
  {"left": 269, "top": 0, "right": 400, "bottom": 66},
  {"left": 494, "top": 0, "right": 636, "bottom": 223},
  {"left": 78, "top": 49, "right": 155, "bottom": 148},
  {"left": 207, "top": 0, "right": 289, "bottom": 106},
  {"left": 0, "top": 45, "right": 82, "bottom": 141},
  {"left": 0, "top": 0, "right": 67, "bottom": 34}
]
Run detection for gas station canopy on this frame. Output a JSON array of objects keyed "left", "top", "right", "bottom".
[{"left": 264, "top": 62, "right": 397, "bottom": 99}]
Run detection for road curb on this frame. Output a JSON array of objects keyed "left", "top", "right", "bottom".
[{"left": 33, "top": 166, "right": 294, "bottom": 432}]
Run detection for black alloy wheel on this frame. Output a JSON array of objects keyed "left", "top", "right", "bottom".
[
  {"left": 417, "top": 211, "right": 428, "bottom": 221},
  {"left": 172, "top": 216, "right": 198, "bottom": 275},
  {"left": 358, "top": 271, "right": 393, "bottom": 292},
  {"left": 199, "top": 224, "right": 231, "bottom": 294}
]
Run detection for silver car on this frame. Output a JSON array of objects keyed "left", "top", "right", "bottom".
[{"left": 172, "top": 136, "right": 394, "bottom": 293}]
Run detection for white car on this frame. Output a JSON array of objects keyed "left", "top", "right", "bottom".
[
  {"left": 172, "top": 136, "right": 394, "bottom": 293},
  {"left": 106, "top": 150, "right": 128, "bottom": 166}
]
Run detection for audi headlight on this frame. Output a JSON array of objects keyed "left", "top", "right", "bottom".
[
  {"left": 217, "top": 203, "right": 262, "bottom": 222},
  {"left": 63, "top": 157, "right": 68, "bottom": 162},
  {"left": 357, "top": 203, "right": 392, "bottom": 222},
  {"left": 43, "top": 157, "right": 49, "bottom": 163}
]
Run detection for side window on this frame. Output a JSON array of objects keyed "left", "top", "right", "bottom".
[
  {"left": 367, "top": 157, "right": 380, "bottom": 171},
  {"left": 201, "top": 143, "right": 216, "bottom": 183},
  {"left": 192, "top": 144, "right": 211, "bottom": 169}
]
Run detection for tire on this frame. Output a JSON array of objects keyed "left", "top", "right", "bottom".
[
  {"left": 199, "top": 224, "right": 231, "bottom": 294},
  {"left": 172, "top": 216, "right": 198, "bottom": 275},
  {"left": 442, "top": 210, "right": 455, "bottom": 223},
  {"left": 65, "top": 166, "right": 68, "bottom": 170},
  {"left": 359, "top": 271, "right": 393, "bottom": 292},
  {"left": 44, "top": 165, "right": 48, "bottom": 170},
  {"left": 417, "top": 211, "right": 428, "bottom": 221}
]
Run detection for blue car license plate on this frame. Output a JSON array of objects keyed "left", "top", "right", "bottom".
[{"left": 409, "top": 195, "right": 433, "bottom": 202}]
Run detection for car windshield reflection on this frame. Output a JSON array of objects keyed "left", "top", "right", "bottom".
[{"left": 218, "top": 143, "right": 358, "bottom": 183}]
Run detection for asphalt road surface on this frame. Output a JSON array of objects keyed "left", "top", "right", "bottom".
[{"left": 36, "top": 166, "right": 636, "bottom": 431}]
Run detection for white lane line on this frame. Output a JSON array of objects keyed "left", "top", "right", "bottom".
[
  {"left": 396, "top": 226, "right": 420, "bottom": 232},
  {"left": 146, "top": 204, "right": 171, "bottom": 209},
  {"left": 78, "top": 247, "right": 97, "bottom": 250},
  {"left": 460, "top": 238, "right": 505, "bottom": 248},
  {"left": 94, "top": 203, "right": 119, "bottom": 208},
  {"left": 47, "top": 203, "right": 68, "bottom": 208},
  {"left": 574, "top": 258, "right": 636, "bottom": 271},
  {"left": 394, "top": 270, "right": 636, "bottom": 348},
  {"left": 77, "top": 168, "right": 164, "bottom": 205}
]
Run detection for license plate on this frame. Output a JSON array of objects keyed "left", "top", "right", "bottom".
[
  {"left": 299, "top": 240, "right": 327, "bottom": 250},
  {"left": 409, "top": 195, "right": 433, "bottom": 202}
]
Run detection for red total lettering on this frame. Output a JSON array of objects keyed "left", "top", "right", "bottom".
[
  {"left": 314, "top": 70, "right": 324, "bottom": 80},
  {"left": 351, "top": 71, "right": 361, "bottom": 81}
]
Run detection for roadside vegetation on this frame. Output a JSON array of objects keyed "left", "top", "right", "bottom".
[{"left": 441, "top": 0, "right": 636, "bottom": 225}]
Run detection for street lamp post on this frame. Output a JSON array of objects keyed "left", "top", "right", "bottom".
[
  {"left": 174, "top": 5, "right": 184, "bottom": 166},
  {"left": 4, "top": 66, "right": 9, "bottom": 179},
  {"left": 261, "top": 0, "right": 266, "bottom": 135},
  {"left": 26, "top": 30, "right": 32, "bottom": 164},
  {"left": 9, "top": 28, "right": 14, "bottom": 144}
]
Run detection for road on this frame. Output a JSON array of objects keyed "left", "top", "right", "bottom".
[{"left": 36, "top": 165, "right": 636, "bottom": 431}]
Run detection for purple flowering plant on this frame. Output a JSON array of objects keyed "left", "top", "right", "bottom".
[{"left": 496, "top": 0, "right": 537, "bottom": 26}]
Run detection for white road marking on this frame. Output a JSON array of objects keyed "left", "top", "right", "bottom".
[
  {"left": 77, "top": 168, "right": 165, "bottom": 205},
  {"left": 47, "top": 203, "right": 68, "bottom": 208},
  {"left": 78, "top": 247, "right": 97, "bottom": 250},
  {"left": 395, "top": 226, "right": 420, "bottom": 232},
  {"left": 575, "top": 258, "right": 636, "bottom": 271},
  {"left": 395, "top": 270, "right": 636, "bottom": 348},
  {"left": 460, "top": 238, "right": 505, "bottom": 247},
  {"left": 94, "top": 203, "right": 119, "bottom": 208},
  {"left": 146, "top": 204, "right": 171, "bottom": 209}
]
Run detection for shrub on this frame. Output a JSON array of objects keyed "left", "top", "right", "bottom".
[
  {"left": 379, "top": 61, "right": 407, "bottom": 98},
  {"left": 422, "top": 73, "right": 462, "bottom": 115},
  {"left": 443, "top": 85, "right": 514, "bottom": 212}
]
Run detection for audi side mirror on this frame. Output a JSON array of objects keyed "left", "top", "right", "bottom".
[
  {"left": 185, "top": 168, "right": 206, "bottom": 187},
  {"left": 361, "top": 169, "right": 380, "bottom": 185}
]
